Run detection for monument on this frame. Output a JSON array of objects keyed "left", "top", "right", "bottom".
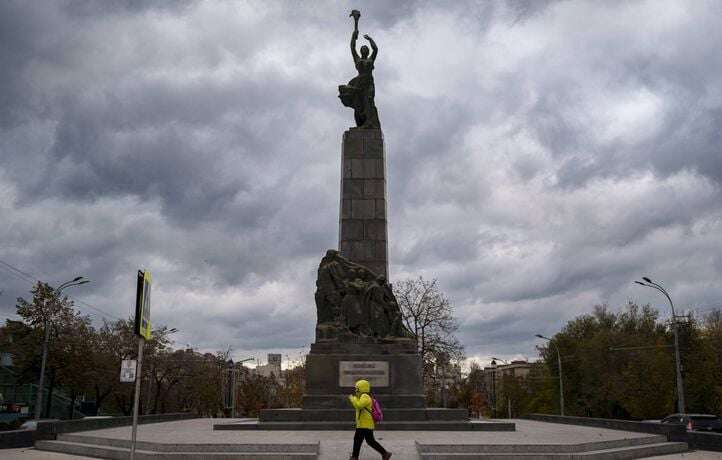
[
  {"left": 304, "top": 9, "right": 425, "bottom": 411},
  {"left": 216, "top": 10, "right": 514, "bottom": 431}
]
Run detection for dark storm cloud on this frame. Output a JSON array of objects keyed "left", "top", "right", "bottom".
[{"left": 2, "top": 0, "right": 721, "bottom": 365}]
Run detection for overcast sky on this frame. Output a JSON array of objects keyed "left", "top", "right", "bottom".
[{"left": 2, "top": 0, "right": 721, "bottom": 367}]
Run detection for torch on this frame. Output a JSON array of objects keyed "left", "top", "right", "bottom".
[{"left": 350, "top": 10, "right": 360, "bottom": 33}]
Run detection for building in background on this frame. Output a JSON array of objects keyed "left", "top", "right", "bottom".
[
  {"left": 254, "top": 353, "right": 284, "bottom": 384},
  {"left": 483, "top": 359, "right": 532, "bottom": 417}
]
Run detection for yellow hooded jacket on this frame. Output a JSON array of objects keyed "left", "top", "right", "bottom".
[{"left": 347, "top": 379, "right": 374, "bottom": 429}]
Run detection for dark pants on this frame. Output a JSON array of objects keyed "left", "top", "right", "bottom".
[{"left": 352, "top": 428, "right": 387, "bottom": 457}]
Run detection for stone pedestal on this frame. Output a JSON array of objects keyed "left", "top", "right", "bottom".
[
  {"left": 339, "top": 128, "right": 388, "bottom": 278},
  {"left": 303, "top": 341, "right": 424, "bottom": 409}
]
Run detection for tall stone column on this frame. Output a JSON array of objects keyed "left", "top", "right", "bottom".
[{"left": 338, "top": 128, "right": 388, "bottom": 278}]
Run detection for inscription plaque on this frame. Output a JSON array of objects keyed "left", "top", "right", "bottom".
[{"left": 339, "top": 361, "right": 389, "bottom": 387}]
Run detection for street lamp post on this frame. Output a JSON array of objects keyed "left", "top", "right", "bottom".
[
  {"left": 635, "top": 277, "right": 685, "bottom": 414},
  {"left": 229, "top": 357, "right": 254, "bottom": 418},
  {"left": 536, "top": 334, "right": 564, "bottom": 416},
  {"left": 488, "top": 359, "right": 497, "bottom": 418},
  {"left": 491, "top": 357, "right": 512, "bottom": 419},
  {"left": 35, "top": 277, "right": 90, "bottom": 420}
]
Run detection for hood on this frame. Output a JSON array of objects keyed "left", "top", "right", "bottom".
[{"left": 355, "top": 379, "right": 370, "bottom": 393}]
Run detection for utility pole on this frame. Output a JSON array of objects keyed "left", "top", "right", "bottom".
[
  {"left": 489, "top": 360, "right": 497, "bottom": 418},
  {"left": 228, "top": 358, "right": 254, "bottom": 418},
  {"left": 536, "top": 335, "right": 564, "bottom": 416},
  {"left": 635, "top": 277, "right": 686, "bottom": 413},
  {"left": 441, "top": 363, "right": 447, "bottom": 408},
  {"left": 230, "top": 363, "right": 237, "bottom": 418},
  {"left": 491, "top": 357, "right": 513, "bottom": 419},
  {"left": 34, "top": 277, "right": 89, "bottom": 420}
]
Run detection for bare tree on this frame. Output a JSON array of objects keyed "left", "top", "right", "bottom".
[{"left": 393, "top": 277, "right": 465, "bottom": 376}]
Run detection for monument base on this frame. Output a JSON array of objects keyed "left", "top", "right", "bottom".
[
  {"left": 303, "top": 341, "right": 424, "bottom": 409},
  {"left": 223, "top": 298, "right": 516, "bottom": 430}
]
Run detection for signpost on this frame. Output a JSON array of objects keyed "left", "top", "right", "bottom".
[
  {"left": 130, "top": 270, "right": 151, "bottom": 460},
  {"left": 120, "top": 360, "right": 137, "bottom": 383}
]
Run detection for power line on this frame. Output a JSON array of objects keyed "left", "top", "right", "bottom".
[
  {"left": 689, "top": 305, "right": 722, "bottom": 314},
  {"left": 0, "top": 259, "right": 37, "bottom": 281},
  {"left": 609, "top": 345, "right": 674, "bottom": 351},
  {"left": 0, "top": 259, "right": 38, "bottom": 284},
  {"left": 67, "top": 296, "right": 123, "bottom": 321},
  {"left": 0, "top": 257, "right": 122, "bottom": 321}
]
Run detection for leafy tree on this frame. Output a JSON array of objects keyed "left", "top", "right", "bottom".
[
  {"left": 533, "top": 303, "right": 721, "bottom": 419},
  {"left": 237, "top": 372, "right": 273, "bottom": 417},
  {"left": 15, "top": 282, "right": 92, "bottom": 417},
  {"left": 700, "top": 310, "right": 722, "bottom": 415}
]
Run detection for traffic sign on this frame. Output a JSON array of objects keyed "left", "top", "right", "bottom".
[{"left": 134, "top": 270, "right": 152, "bottom": 340}]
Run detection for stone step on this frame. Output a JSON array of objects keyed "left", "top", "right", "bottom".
[
  {"left": 57, "top": 434, "right": 318, "bottom": 452},
  {"left": 260, "top": 408, "right": 468, "bottom": 422},
  {"left": 417, "top": 435, "right": 667, "bottom": 453},
  {"left": 214, "top": 420, "right": 515, "bottom": 431},
  {"left": 418, "top": 441, "right": 687, "bottom": 460},
  {"left": 303, "top": 394, "right": 426, "bottom": 409},
  {"left": 35, "top": 440, "right": 318, "bottom": 459}
]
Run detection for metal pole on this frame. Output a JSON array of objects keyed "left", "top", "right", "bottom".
[
  {"left": 441, "top": 360, "right": 447, "bottom": 408},
  {"left": 33, "top": 278, "right": 88, "bottom": 420},
  {"left": 672, "top": 321, "right": 686, "bottom": 413},
  {"left": 230, "top": 364, "right": 237, "bottom": 418},
  {"left": 491, "top": 366, "right": 496, "bottom": 418},
  {"left": 536, "top": 335, "right": 564, "bottom": 416},
  {"left": 34, "top": 319, "right": 50, "bottom": 420},
  {"left": 144, "top": 368, "right": 152, "bottom": 415},
  {"left": 508, "top": 397, "right": 511, "bottom": 419},
  {"left": 658, "top": 285, "right": 686, "bottom": 415},
  {"left": 555, "top": 343, "right": 564, "bottom": 416},
  {"left": 129, "top": 336, "right": 144, "bottom": 460},
  {"left": 636, "top": 279, "right": 685, "bottom": 414}
]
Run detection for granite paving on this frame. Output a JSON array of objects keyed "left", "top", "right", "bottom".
[{"left": 4, "top": 418, "right": 720, "bottom": 459}]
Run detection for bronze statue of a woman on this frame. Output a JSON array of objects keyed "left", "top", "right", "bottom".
[{"left": 338, "top": 10, "right": 381, "bottom": 129}]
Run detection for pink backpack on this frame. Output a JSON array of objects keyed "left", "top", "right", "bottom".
[{"left": 369, "top": 396, "right": 383, "bottom": 422}]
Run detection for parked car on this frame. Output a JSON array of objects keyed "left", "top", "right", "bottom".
[
  {"left": 706, "top": 419, "right": 722, "bottom": 433},
  {"left": 19, "top": 419, "right": 59, "bottom": 431},
  {"left": 660, "top": 413, "right": 722, "bottom": 432}
]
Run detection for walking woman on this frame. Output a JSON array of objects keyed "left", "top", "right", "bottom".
[{"left": 347, "top": 379, "right": 391, "bottom": 460}]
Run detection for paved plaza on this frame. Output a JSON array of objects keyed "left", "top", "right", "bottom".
[{"left": 2, "top": 418, "right": 721, "bottom": 459}]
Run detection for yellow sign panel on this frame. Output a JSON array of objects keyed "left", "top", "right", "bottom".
[{"left": 134, "top": 270, "right": 152, "bottom": 340}]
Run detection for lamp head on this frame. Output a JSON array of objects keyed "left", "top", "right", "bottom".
[
  {"left": 72, "top": 276, "right": 84, "bottom": 282},
  {"left": 642, "top": 276, "right": 652, "bottom": 283},
  {"left": 535, "top": 334, "right": 544, "bottom": 339},
  {"left": 634, "top": 281, "right": 645, "bottom": 285}
]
